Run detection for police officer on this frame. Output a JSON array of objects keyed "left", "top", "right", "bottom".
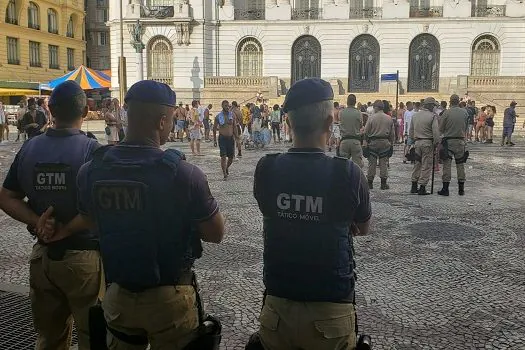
[
  {"left": 50, "top": 80, "right": 225, "bottom": 349},
  {"left": 0, "top": 81, "right": 103, "bottom": 350},
  {"left": 254, "top": 78, "right": 371, "bottom": 350},
  {"left": 363, "top": 100, "right": 395, "bottom": 189},
  {"left": 339, "top": 94, "right": 364, "bottom": 168},
  {"left": 438, "top": 94, "right": 469, "bottom": 196},
  {"left": 409, "top": 97, "right": 440, "bottom": 195}
]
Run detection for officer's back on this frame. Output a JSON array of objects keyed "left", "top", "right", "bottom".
[
  {"left": 440, "top": 106, "right": 468, "bottom": 138},
  {"left": 254, "top": 78, "right": 372, "bottom": 350},
  {"left": 0, "top": 81, "right": 103, "bottom": 350},
  {"left": 74, "top": 81, "right": 225, "bottom": 350},
  {"left": 411, "top": 107, "right": 436, "bottom": 139}
]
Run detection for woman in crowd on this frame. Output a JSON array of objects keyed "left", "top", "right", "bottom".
[
  {"left": 270, "top": 104, "right": 281, "bottom": 143},
  {"left": 485, "top": 105, "right": 495, "bottom": 144},
  {"left": 475, "top": 106, "right": 487, "bottom": 142},
  {"left": 104, "top": 98, "right": 120, "bottom": 145},
  {"left": 397, "top": 102, "right": 406, "bottom": 143}
]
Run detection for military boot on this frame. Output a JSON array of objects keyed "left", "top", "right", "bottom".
[
  {"left": 380, "top": 178, "right": 389, "bottom": 190},
  {"left": 410, "top": 182, "right": 418, "bottom": 194},
  {"left": 368, "top": 179, "right": 374, "bottom": 189},
  {"left": 418, "top": 185, "right": 430, "bottom": 195},
  {"left": 458, "top": 182, "right": 465, "bottom": 196},
  {"left": 438, "top": 182, "right": 450, "bottom": 196}
]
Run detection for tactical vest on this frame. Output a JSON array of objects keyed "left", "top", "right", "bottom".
[
  {"left": 18, "top": 129, "right": 98, "bottom": 235},
  {"left": 86, "top": 145, "right": 195, "bottom": 290},
  {"left": 255, "top": 152, "right": 359, "bottom": 302}
]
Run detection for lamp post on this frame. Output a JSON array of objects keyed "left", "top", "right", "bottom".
[
  {"left": 118, "top": 0, "right": 127, "bottom": 103},
  {"left": 128, "top": 20, "right": 146, "bottom": 81}
]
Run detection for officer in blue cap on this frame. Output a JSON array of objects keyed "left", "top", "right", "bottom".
[
  {"left": 0, "top": 80, "right": 104, "bottom": 350},
  {"left": 253, "top": 78, "right": 372, "bottom": 350},
  {"left": 47, "top": 80, "right": 225, "bottom": 349}
]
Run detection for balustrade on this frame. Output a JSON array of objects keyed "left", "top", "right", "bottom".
[
  {"left": 409, "top": 6, "right": 443, "bottom": 18},
  {"left": 468, "top": 76, "right": 525, "bottom": 89},
  {"left": 349, "top": 7, "right": 382, "bottom": 19},
  {"left": 205, "top": 76, "right": 274, "bottom": 88},
  {"left": 291, "top": 7, "right": 322, "bottom": 20},
  {"left": 472, "top": 5, "right": 505, "bottom": 17},
  {"left": 141, "top": 5, "right": 174, "bottom": 18},
  {"left": 234, "top": 8, "right": 265, "bottom": 20}
]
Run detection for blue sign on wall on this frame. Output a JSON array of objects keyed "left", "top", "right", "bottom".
[{"left": 381, "top": 73, "right": 399, "bottom": 81}]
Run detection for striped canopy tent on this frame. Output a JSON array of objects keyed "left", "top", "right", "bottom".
[{"left": 47, "top": 65, "right": 111, "bottom": 90}]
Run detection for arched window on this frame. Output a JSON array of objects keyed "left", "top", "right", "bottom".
[
  {"left": 237, "top": 37, "right": 263, "bottom": 77},
  {"left": 349, "top": 34, "right": 380, "bottom": 92},
  {"left": 67, "top": 16, "right": 74, "bottom": 38},
  {"left": 48, "top": 9, "right": 58, "bottom": 34},
  {"left": 28, "top": 2, "right": 39, "bottom": 29},
  {"left": 408, "top": 33, "right": 440, "bottom": 92},
  {"left": 291, "top": 35, "right": 321, "bottom": 84},
  {"left": 5, "top": 0, "right": 18, "bottom": 25},
  {"left": 147, "top": 36, "right": 173, "bottom": 86},
  {"left": 471, "top": 35, "right": 500, "bottom": 76}
]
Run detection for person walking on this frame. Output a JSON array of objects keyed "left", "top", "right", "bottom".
[
  {"left": 214, "top": 100, "right": 238, "bottom": 180},
  {"left": 270, "top": 104, "right": 282, "bottom": 143},
  {"left": 409, "top": 97, "right": 440, "bottom": 195},
  {"left": 485, "top": 105, "right": 495, "bottom": 143},
  {"left": 502, "top": 101, "right": 518, "bottom": 146},
  {"left": 339, "top": 94, "right": 364, "bottom": 168},
  {"left": 253, "top": 78, "right": 371, "bottom": 350},
  {"left": 0, "top": 81, "right": 104, "bottom": 350},
  {"left": 363, "top": 100, "right": 395, "bottom": 189},
  {"left": 46, "top": 80, "right": 225, "bottom": 349},
  {"left": 0, "top": 101, "right": 6, "bottom": 142},
  {"left": 189, "top": 100, "right": 203, "bottom": 156},
  {"left": 438, "top": 94, "right": 469, "bottom": 196}
]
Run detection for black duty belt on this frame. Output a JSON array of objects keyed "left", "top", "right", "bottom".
[
  {"left": 341, "top": 135, "right": 361, "bottom": 141},
  {"left": 46, "top": 238, "right": 99, "bottom": 260},
  {"left": 368, "top": 136, "right": 390, "bottom": 140},
  {"left": 444, "top": 137, "right": 465, "bottom": 140},
  {"left": 416, "top": 138, "right": 434, "bottom": 141},
  {"left": 118, "top": 270, "right": 194, "bottom": 293}
]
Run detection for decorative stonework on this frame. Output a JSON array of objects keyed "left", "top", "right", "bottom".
[{"left": 175, "top": 23, "right": 191, "bottom": 46}]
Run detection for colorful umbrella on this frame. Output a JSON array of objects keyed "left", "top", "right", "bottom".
[{"left": 48, "top": 65, "right": 111, "bottom": 90}]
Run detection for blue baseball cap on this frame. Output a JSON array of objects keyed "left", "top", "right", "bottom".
[
  {"left": 125, "top": 80, "right": 176, "bottom": 107},
  {"left": 282, "top": 78, "right": 334, "bottom": 113},
  {"left": 49, "top": 81, "right": 85, "bottom": 106}
]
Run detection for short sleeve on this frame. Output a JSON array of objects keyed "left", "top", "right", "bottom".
[
  {"left": 76, "top": 163, "right": 91, "bottom": 216},
  {"left": 2, "top": 151, "right": 23, "bottom": 194},
  {"left": 353, "top": 167, "right": 372, "bottom": 223},
  {"left": 188, "top": 166, "right": 219, "bottom": 222}
]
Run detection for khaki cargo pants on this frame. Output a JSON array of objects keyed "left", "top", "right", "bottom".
[
  {"left": 443, "top": 139, "right": 466, "bottom": 183},
  {"left": 367, "top": 140, "right": 391, "bottom": 181},
  {"left": 103, "top": 284, "right": 199, "bottom": 350},
  {"left": 339, "top": 139, "right": 364, "bottom": 168},
  {"left": 29, "top": 243, "right": 104, "bottom": 350},
  {"left": 259, "top": 295, "right": 357, "bottom": 350},
  {"left": 411, "top": 139, "right": 434, "bottom": 186}
]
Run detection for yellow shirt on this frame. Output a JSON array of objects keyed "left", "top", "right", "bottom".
[{"left": 241, "top": 106, "right": 250, "bottom": 125}]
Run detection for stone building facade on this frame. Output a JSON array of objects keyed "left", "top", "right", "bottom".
[
  {"left": 107, "top": 0, "right": 525, "bottom": 104},
  {"left": 86, "top": 0, "right": 111, "bottom": 70}
]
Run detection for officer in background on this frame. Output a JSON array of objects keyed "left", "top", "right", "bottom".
[
  {"left": 363, "top": 100, "right": 395, "bottom": 190},
  {"left": 0, "top": 81, "right": 103, "bottom": 350},
  {"left": 47, "top": 80, "right": 225, "bottom": 349},
  {"left": 339, "top": 93, "right": 364, "bottom": 168},
  {"left": 409, "top": 97, "right": 440, "bottom": 195},
  {"left": 438, "top": 94, "right": 469, "bottom": 196},
  {"left": 254, "top": 78, "right": 372, "bottom": 350}
]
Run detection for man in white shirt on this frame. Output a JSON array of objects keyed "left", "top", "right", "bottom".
[
  {"left": 366, "top": 101, "right": 374, "bottom": 115},
  {"left": 403, "top": 101, "right": 416, "bottom": 164}
]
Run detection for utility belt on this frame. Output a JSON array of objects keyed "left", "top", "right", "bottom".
[
  {"left": 89, "top": 271, "right": 222, "bottom": 350},
  {"left": 44, "top": 237, "right": 99, "bottom": 261},
  {"left": 117, "top": 270, "right": 194, "bottom": 293},
  {"left": 367, "top": 135, "right": 390, "bottom": 141},
  {"left": 341, "top": 135, "right": 362, "bottom": 141},
  {"left": 415, "top": 138, "right": 433, "bottom": 141},
  {"left": 443, "top": 137, "right": 464, "bottom": 140}
]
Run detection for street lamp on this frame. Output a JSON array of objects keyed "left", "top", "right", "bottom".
[{"left": 128, "top": 20, "right": 146, "bottom": 81}]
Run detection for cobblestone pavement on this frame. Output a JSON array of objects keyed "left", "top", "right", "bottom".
[{"left": 1, "top": 130, "right": 524, "bottom": 350}]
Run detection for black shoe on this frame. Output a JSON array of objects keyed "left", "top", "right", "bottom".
[
  {"left": 380, "top": 178, "right": 389, "bottom": 190},
  {"left": 509, "top": 142, "right": 515, "bottom": 146},
  {"left": 410, "top": 182, "right": 418, "bottom": 194},
  {"left": 418, "top": 185, "right": 430, "bottom": 195},
  {"left": 458, "top": 182, "right": 465, "bottom": 196},
  {"left": 368, "top": 180, "right": 374, "bottom": 189},
  {"left": 438, "top": 182, "right": 450, "bottom": 196}
]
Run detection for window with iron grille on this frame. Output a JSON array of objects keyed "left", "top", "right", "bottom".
[
  {"left": 5, "top": 0, "right": 17, "bottom": 24},
  {"left": 49, "top": 45, "right": 59, "bottom": 69},
  {"left": 29, "top": 41, "right": 41, "bottom": 67},
  {"left": 67, "top": 48, "right": 75, "bottom": 70},
  {"left": 28, "top": 2, "right": 40, "bottom": 29},
  {"left": 471, "top": 35, "right": 500, "bottom": 76},
  {"left": 67, "top": 16, "right": 74, "bottom": 38},
  {"left": 147, "top": 36, "right": 173, "bottom": 86},
  {"left": 7, "top": 37, "right": 19, "bottom": 65},
  {"left": 237, "top": 37, "right": 263, "bottom": 76},
  {"left": 48, "top": 9, "right": 58, "bottom": 34}
]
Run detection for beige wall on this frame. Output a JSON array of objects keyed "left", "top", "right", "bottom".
[{"left": 0, "top": 0, "right": 86, "bottom": 83}]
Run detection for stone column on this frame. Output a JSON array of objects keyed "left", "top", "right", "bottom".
[
  {"left": 323, "top": 0, "right": 350, "bottom": 19},
  {"left": 267, "top": 0, "right": 292, "bottom": 20}
]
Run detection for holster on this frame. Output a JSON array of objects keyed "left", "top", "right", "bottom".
[
  {"left": 362, "top": 146, "right": 370, "bottom": 159},
  {"left": 405, "top": 147, "right": 416, "bottom": 161},
  {"left": 47, "top": 238, "right": 99, "bottom": 261},
  {"left": 456, "top": 150, "right": 469, "bottom": 164}
]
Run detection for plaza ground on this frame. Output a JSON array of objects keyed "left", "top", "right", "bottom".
[{"left": 0, "top": 123, "right": 524, "bottom": 349}]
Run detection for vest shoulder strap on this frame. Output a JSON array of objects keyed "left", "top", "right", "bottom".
[
  {"left": 90, "top": 145, "right": 113, "bottom": 167},
  {"left": 329, "top": 156, "right": 355, "bottom": 218},
  {"left": 255, "top": 153, "right": 280, "bottom": 208},
  {"left": 161, "top": 149, "right": 186, "bottom": 177}
]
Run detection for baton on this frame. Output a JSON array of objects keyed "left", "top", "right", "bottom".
[{"left": 430, "top": 147, "right": 435, "bottom": 194}]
